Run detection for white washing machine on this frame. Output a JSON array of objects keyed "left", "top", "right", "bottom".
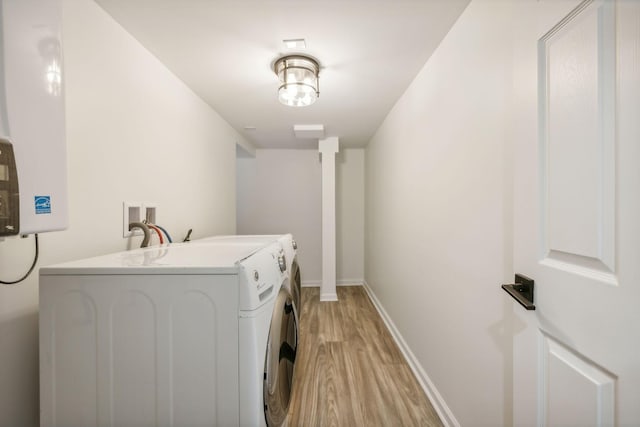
[
  {"left": 198, "top": 234, "right": 301, "bottom": 320},
  {"left": 39, "top": 241, "right": 296, "bottom": 427},
  {"left": 277, "top": 235, "right": 301, "bottom": 318}
]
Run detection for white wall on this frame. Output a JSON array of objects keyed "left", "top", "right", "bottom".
[
  {"left": 365, "top": 1, "right": 514, "bottom": 426},
  {"left": 237, "top": 149, "right": 322, "bottom": 282},
  {"left": 237, "top": 148, "right": 364, "bottom": 285},
  {"left": 336, "top": 148, "right": 364, "bottom": 284},
  {"left": 0, "top": 0, "right": 245, "bottom": 425}
]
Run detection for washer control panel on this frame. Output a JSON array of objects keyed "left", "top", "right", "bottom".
[
  {"left": 277, "top": 254, "right": 286, "bottom": 272},
  {"left": 238, "top": 242, "right": 286, "bottom": 311}
]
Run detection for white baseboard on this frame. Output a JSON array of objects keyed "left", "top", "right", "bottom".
[
  {"left": 301, "top": 279, "right": 364, "bottom": 287},
  {"left": 362, "top": 280, "right": 460, "bottom": 427},
  {"left": 301, "top": 280, "right": 321, "bottom": 287},
  {"left": 337, "top": 279, "right": 364, "bottom": 286},
  {"left": 319, "top": 292, "right": 338, "bottom": 302}
]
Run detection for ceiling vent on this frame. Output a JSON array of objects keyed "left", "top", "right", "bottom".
[{"left": 293, "top": 124, "right": 325, "bottom": 139}]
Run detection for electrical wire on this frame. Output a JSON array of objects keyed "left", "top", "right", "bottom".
[
  {"left": 154, "top": 224, "right": 173, "bottom": 243},
  {"left": 147, "top": 224, "right": 164, "bottom": 245},
  {"left": 0, "top": 234, "right": 39, "bottom": 285}
]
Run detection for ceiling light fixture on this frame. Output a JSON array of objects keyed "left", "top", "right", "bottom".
[{"left": 273, "top": 55, "right": 320, "bottom": 107}]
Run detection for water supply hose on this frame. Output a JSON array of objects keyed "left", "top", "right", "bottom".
[{"left": 129, "top": 222, "right": 151, "bottom": 248}]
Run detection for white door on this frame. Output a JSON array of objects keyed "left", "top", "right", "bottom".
[{"left": 511, "top": 0, "right": 640, "bottom": 426}]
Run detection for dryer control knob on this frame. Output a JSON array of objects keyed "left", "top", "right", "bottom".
[
  {"left": 278, "top": 255, "right": 286, "bottom": 272},
  {"left": 292, "top": 240, "right": 298, "bottom": 250},
  {"left": 253, "top": 270, "right": 259, "bottom": 281}
]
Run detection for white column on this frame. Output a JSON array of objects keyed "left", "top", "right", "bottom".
[{"left": 318, "top": 137, "right": 339, "bottom": 301}]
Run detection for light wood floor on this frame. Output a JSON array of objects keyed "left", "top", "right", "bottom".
[{"left": 287, "top": 286, "right": 443, "bottom": 427}]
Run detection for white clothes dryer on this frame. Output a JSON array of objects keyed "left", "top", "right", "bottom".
[{"left": 39, "top": 241, "right": 296, "bottom": 427}]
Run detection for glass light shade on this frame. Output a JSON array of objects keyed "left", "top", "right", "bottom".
[{"left": 274, "top": 55, "right": 319, "bottom": 107}]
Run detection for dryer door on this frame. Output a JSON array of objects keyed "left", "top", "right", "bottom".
[{"left": 263, "top": 287, "right": 297, "bottom": 426}]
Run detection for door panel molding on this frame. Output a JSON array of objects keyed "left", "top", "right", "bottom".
[
  {"left": 538, "top": 0, "right": 617, "bottom": 285},
  {"left": 539, "top": 331, "right": 616, "bottom": 427}
]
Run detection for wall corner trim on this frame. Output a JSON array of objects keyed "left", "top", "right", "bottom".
[{"left": 362, "top": 280, "right": 461, "bottom": 427}]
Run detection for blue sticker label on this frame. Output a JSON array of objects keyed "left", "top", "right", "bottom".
[{"left": 35, "top": 196, "right": 51, "bottom": 214}]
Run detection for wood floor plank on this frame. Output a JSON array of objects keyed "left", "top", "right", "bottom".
[{"left": 287, "top": 286, "right": 443, "bottom": 427}]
